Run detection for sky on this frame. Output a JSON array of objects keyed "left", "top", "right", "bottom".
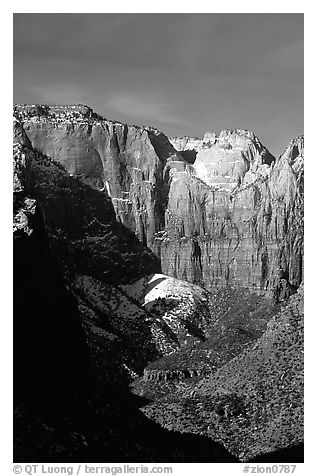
[{"left": 13, "top": 13, "right": 303, "bottom": 156}]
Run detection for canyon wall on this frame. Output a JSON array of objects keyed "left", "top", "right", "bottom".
[
  {"left": 14, "top": 106, "right": 303, "bottom": 298},
  {"left": 13, "top": 115, "right": 159, "bottom": 284},
  {"left": 165, "top": 132, "right": 303, "bottom": 297},
  {"left": 14, "top": 105, "right": 183, "bottom": 249}
]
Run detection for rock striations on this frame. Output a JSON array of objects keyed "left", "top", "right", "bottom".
[
  {"left": 162, "top": 129, "right": 303, "bottom": 297},
  {"left": 14, "top": 105, "right": 183, "bottom": 250},
  {"left": 14, "top": 105, "right": 303, "bottom": 299},
  {"left": 14, "top": 114, "right": 160, "bottom": 285}
]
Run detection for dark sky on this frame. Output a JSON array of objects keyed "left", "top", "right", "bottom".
[{"left": 13, "top": 13, "right": 303, "bottom": 156}]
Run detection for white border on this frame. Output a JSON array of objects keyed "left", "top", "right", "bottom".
[{"left": 2, "top": 3, "right": 314, "bottom": 474}]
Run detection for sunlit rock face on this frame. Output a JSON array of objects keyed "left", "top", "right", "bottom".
[
  {"left": 14, "top": 105, "right": 303, "bottom": 299},
  {"left": 172, "top": 129, "right": 275, "bottom": 191},
  {"left": 14, "top": 105, "right": 184, "bottom": 249},
  {"left": 155, "top": 133, "right": 303, "bottom": 298},
  {"left": 194, "top": 129, "right": 275, "bottom": 191},
  {"left": 13, "top": 119, "right": 160, "bottom": 285}
]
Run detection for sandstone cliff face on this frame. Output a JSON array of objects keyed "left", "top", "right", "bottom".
[
  {"left": 13, "top": 117, "right": 160, "bottom": 284},
  {"left": 14, "top": 105, "right": 303, "bottom": 299},
  {"left": 172, "top": 129, "right": 274, "bottom": 191},
  {"left": 169, "top": 136, "right": 202, "bottom": 163},
  {"left": 156, "top": 133, "right": 303, "bottom": 298},
  {"left": 14, "top": 105, "right": 183, "bottom": 249}
]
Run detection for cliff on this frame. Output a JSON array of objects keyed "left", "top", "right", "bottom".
[
  {"left": 169, "top": 136, "right": 202, "bottom": 163},
  {"left": 14, "top": 105, "right": 303, "bottom": 299},
  {"left": 13, "top": 115, "right": 160, "bottom": 284},
  {"left": 14, "top": 105, "right": 184, "bottom": 250},
  {"left": 158, "top": 131, "right": 303, "bottom": 298},
  {"left": 13, "top": 133, "right": 233, "bottom": 382}
]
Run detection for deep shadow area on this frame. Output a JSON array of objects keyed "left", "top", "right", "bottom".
[
  {"left": 27, "top": 148, "right": 161, "bottom": 284},
  {"left": 13, "top": 204, "right": 236, "bottom": 463},
  {"left": 14, "top": 386, "right": 238, "bottom": 463},
  {"left": 249, "top": 444, "right": 304, "bottom": 463},
  {"left": 13, "top": 204, "right": 87, "bottom": 410},
  {"left": 179, "top": 149, "right": 198, "bottom": 164}
]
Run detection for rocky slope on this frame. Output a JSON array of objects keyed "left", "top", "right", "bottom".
[
  {"left": 143, "top": 285, "right": 304, "bottom": 461},
  {"left": 132, "top": 286, "right": 278, "bottom": 400},
  {"left": 122, "top": 273, "right": 211, "bottom": 347},
  {"left": 70, "top": 272, "right": 216, "bottom": 382},
  {"left": 14, "top": 105, "right": 303, "bottom": 299}
]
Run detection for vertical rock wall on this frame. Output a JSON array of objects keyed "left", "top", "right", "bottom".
[
  {"left": 14, "top": 105, "right": 183, "bottom": 249},
  {"left": 163, "top": 133, "right": 303, "bottom": 297},
  {"left": 14, "top": 106, "right": 303, "bottom": 297}
]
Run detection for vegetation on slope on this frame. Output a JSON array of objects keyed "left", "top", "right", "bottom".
[{"left": 143, "top": 287, "right": 303, "bottom": 461}]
